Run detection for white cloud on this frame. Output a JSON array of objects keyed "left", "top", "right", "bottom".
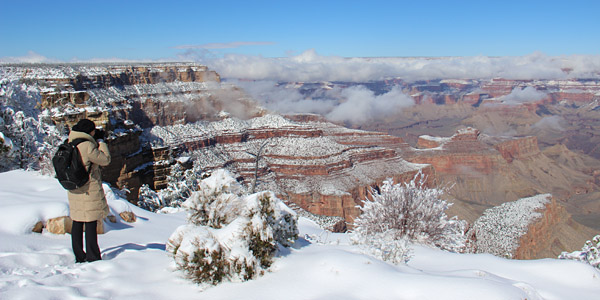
[
  {"left": 499, "top": 87, "right": 548, "bottom": 105},
  {"left": 0, "top": 51, "right": 62, "bottom": 64},
  {"left": 5, "top": 49, "right": 600, "bottom": 83},
  {"left": 230, "top": 80, "right": 337, "bottom": 115},
  {"left": 186, "top": 50, "right": 600, "bottom": 125},
  {"left": 326, "top": 85, "right": 414, "bottom": 124},
  {"left": 532, "top": 115, "right": 566, "bottom": 131},
  {"left": 196, "top": 50, "right": 600, "bottom": 82},
  {"left": 230, "top": 80, "right": 414, "bottom": 124}
]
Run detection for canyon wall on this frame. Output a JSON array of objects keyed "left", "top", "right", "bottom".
[
  {"left": 22, "top": 64, "right": 255, "bottom": 201},
  {"left": 402, "top": 127, "right": 599, "bottom": 231},
  {"left": 3, "top": 63, "right": 598, "bottom": 256},
  {"left": 39, "top": 65, "right": 220, "bottom": 108}
]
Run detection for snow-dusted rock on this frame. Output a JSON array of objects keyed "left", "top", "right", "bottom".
[
  {"left": 471, "top": 194, "right": 553, "bottom": 258},
  {"left": 46, "top": 216, "right": 72, "bottom": 234},
  {"left": 119, "top": 211, "right": 136, "bottom": 223}
]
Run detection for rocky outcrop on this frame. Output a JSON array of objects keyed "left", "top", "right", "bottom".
[
  {"left": 285, "top": 166, "right": 435, "bottom": 226},
  {"left": 46, "top": 216, "right": 73, "bottom": 234},
  {"left": 119, "top": 211, "right": 137, "bottom": 223},
  {"left": 38, "top": 212, "right": 137, "bottom": 235},
  {"left": 4, "top": 63, "right": 254, "bottom": 131},
  {"left": 409, "top": 128, "right": 503, "bottom": 176},
  {"left": 471, "top": 194, "right": 552, "bottom": 258},
  {"left": 513, "top": 197, "right": 567, "bottom": 259},
  {"left": 470, "top": 194, "right": 597, "bottom": 259},
  {"left": 31, "top": 221, "right": 43, "bottom": 233},
  {"left": 69, "top": 65, "right": 220, "bottom": 89}
]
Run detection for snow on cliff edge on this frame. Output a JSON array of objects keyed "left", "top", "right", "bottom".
[{"left": 0, "top": 170, "right": 599, "bottom": 300}]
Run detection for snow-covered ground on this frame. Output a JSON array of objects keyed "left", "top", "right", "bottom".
[{"left": 1, "top": 170, "right": 599, "bottom": 300}]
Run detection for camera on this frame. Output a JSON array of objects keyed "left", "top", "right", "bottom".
[{"left": 93, "top": 128, "right": 105, "bottom": 140}]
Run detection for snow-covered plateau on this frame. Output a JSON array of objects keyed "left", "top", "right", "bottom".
[{"left": 1, "top": 170, "right": 599, "bottom": 300}]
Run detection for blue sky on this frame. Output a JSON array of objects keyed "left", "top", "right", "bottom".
[{"left": 0, "top": 0, "right": 598, "bottom": 61}]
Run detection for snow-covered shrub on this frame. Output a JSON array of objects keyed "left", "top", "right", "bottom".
[
  {"left": 0, "top": 103, "right": 63, "bottom": 172},
  {"left": 351, "top": 173, "right": 467, "bottom": 263},
  {"left": 559, "top": 235, "right": 600, "bottom": 269},
  {"left": 167, "top": 226, "right": 258, "bottom": 285},
  {"left": 138, "top": 161, "right": 207, "bottom": 212},
  {"left": 37, "top": 110, "right": 66, "bottom": 175},
  {"left": 138, "top": 184, "right": 163, "bottom": 212},
  {"left": 357, "top": 230, "right": 413, "bottom": 264},
  {"left": 167, "top": 169, "right": 298, "bottom": 285},
  {"left": 0, "top": 131, "right": 12, "bottom": 158},
  {"left": 183, "top": 168, "right": 243, "bottom": 227}
]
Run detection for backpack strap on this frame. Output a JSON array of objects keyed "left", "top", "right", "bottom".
[
  {"left": 70, "top": 138, "right": 89, "bottom": 146},
  {"left": 69, "top": 138, "right": 91, "bottom": 173}
]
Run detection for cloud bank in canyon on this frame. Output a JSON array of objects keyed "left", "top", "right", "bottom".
[
  {"left": 198, "top": 50, "right": 600, "bottom": 82},
  {"left": 3, "top": 50, "right": 599, "bottom": 125},
  {"left": 499, "top": 87, "right": 549, "bottom": 105},
  {"left": 3, "top": 49, "right": 600, "bottom": 82}
]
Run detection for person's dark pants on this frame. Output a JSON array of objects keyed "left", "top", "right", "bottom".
[{"left": 71, "top": 220, "right": 102, "bottom": 263}]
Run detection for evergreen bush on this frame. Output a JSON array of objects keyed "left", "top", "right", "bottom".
[{"left": 167, "top": 169, "right": 298, "bottom": 285}]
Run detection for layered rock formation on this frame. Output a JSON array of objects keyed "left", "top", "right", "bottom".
[
  {"left": 149, "top": 114, "right": 430, "bottom": 225},
  {"left": 34, "top": 64, "right": 220, "bottom": 107},
  {"left": 2, "top": 63, "right": 259, "bottom": 128},
  {"left": 1, "top": 63, "right": 262, "bottom": 200},
  {"left": 403, "top": 128, "right": 599, "bottom": 228}
]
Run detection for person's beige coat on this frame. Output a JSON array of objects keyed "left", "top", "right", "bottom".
[{"left": 67, "top": 131, "right": 111, "bottom": 222}]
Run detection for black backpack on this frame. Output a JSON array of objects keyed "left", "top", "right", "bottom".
[{"left": 52, "top": 138, "right": 90, "bottom": 190}]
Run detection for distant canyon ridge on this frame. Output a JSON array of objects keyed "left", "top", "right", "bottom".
[{"left": 1, "top": 63, "right": 598, "bottom": 259}]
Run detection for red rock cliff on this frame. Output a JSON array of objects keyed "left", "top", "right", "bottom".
[{"left": 494, "top": 136, "right": 540, "bottom": 163}]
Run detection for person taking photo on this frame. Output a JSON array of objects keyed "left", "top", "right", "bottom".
[{"left": 67, "top": 119, "right": 111, "bottom": 263}]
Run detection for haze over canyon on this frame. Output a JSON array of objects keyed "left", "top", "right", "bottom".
[{"left": 1, "top": 53, "right": 600, "bottom": 259}]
